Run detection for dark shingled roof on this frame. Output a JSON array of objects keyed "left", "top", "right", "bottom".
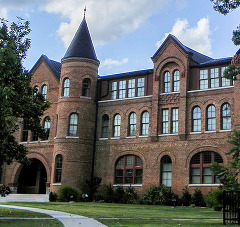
[
  {"left": 99, "top": 69, "right": 153, "bottom": 80},
  {"left": 31, "top": 55, "right": 61, "bottom": 80},
  {"left": 63, "top": 17, "right": 99, "bottom": 62},
  {"left": 152, "top": 34, "right": 213, "bottom": 64}
]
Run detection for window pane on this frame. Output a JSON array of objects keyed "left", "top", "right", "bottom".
[
  {"left": 171, "top": 108, "right": 178, "bottom": 133},
  {"left": 207, "top": 105, "right": 216, "bottom": 131},
  {"left": 173, "top": 70, "right": 180, "bottom": 92},
  {"left": 126, "top": 156, "right": 134, "bottom": 166},
  {"left": 113, "top": 114, "right": 121, "bottom": 137},
  {"left": 69, "top": 114, "right": 78, "bottom": 136},
  {"left": 82, "top": 78, "right": 91, "bottom": 97},
  {"left": 192, "top": 106, "right": 201, "bottom": 132},
  {"left": 210, "top": 68, "right": 219, "bottom": 88},
  {"left": 119, "top": 81, "right": 126, "bottom": 99},
  {"left": 221, "top": 67, "right": 230, "bottom": 87},
  {"left": 162, "top": 109, "right": 169, "bottom": 134},
  {"left": 200, "top": 70, "right": 208, "bottom": 90},
  {"left": 137, "top": 78, "right": 145, "bottom": 96},
  {"left": 111, "top": 82, "right": 117, "bottom": 99},
  {"left": 129, "top": 113, "right": 136, "bottom": 136},
  {"left": 63, "top": 78, "right": 70, "bottom": 97},
  {"left": 141, "top": 111, "right": 149, "bottom": 135},
  {"left": 128, "top": 79, "right": 135, "bottom": 98},
  {"left": 164, "top": 72, "right": 170, "bottom": 93}
]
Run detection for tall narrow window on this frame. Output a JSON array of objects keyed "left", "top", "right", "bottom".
[
  {"left": 190, "top": 152, "right": 223, "bottom": 184},
  {"left": 200, "top": 70, "right": 208, "bottom": 90},
  {"left": 137, "top": 78, "right": 145, "bottom": 96},
  {"left": 42, "top": 85, "right": 48, "bottom": 100},
  {"left": 129, "top": 112, "right": 137, "bottom": 136},
  {"left": 55, "top": 154, "right": 63, "bottom": 183},
  {"left": 163, "top": 71, "right": 170, "bottom": 93},
  {"left": 115, "top": 155, "right": 143, "bottom": 184},
  {"left": 221, "top": 103, "right": 231, "bottom": 130},
  {"left": 210, "top": 68, "right": 219, "bottom": 88},
  {"left": 161, "top": 156, "right": 172, "bottom": 187},
  {"left": 119, "top": 80, "right": 126, "bottom": 99},
  {"left": 207, "top": 105, "right": 216, "bottom": 131},
  {"left": 43, "top": 117, "right": 51, "bottom": 140},
  {"left": 113, "top": 114, "right": 121, "bottom": 137},
  {"left": 111, "top": 82, "right": 117, "bottom": 99},
  {"left": 68, "top": 113, "right": 78, "bottom": 136},
  {"left": 171, "top": 108, "right": 178, "bottom": 133},
  {"left": 101, "top": 114, "right": 109, "bottom": 138},
  {"left": 21, "top": 119, "right": 29, "bottom": 142},
  {"left": 128, "top": 79, "right": 135, "bottom": 98},
  {"left": 192, "top": 106, "right": 201, "bottom": 132},
  {"left": 141, "top": 111, "right": 149, "bottom": 136},
  {"left": 162, "top": 109, "right": 169, "bottom": 134},
  {"left": 82, "top": 78, "right": 91, "bottom": 97},
  {"left": 221, "top": 67, "right": 230, "bottom": 87},
  {"left": 63, "top": 78, "right": 70, "bottom": 97},
  {"left": 173, "top": 70, "right": 180, "bottom": 92}
]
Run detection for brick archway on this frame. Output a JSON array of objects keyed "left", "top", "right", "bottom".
[{"left": 17, "top": 158, "right": 47, "bottom": 194}]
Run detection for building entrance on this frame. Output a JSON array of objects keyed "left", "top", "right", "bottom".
[{"left": 17, "top": 159, "right": 47, "bottom": 194}]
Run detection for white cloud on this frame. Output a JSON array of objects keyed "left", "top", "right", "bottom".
[
  {"left": 41, "top": 0, "right": 169, "bottom": 47},
  {"left": 0, "top": 8, "right": 8, "bottom": 19},
  {"left": 101, "top": 58, "right": 128, "bottom": 68},
  {"left": 156, "top": 18, "right": 212, "bottom": 56}
]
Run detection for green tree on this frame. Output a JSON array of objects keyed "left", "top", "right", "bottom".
[
  {"left": 210, "top": 0, "right": 240, "bottom": 80},
  {"left": 211, "top": 130, "right": 240, "bottom": 191},
  {"left": 0, "top": 18, "right": 50, "bottom": 166}
]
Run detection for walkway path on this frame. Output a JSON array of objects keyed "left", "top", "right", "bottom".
[{"left": 0, "top": 204, "right": 106, "bottom": 227}]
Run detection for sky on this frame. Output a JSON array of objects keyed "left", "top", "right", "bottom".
[{"left": 1, "top": 0, "right": 240, "bottom": 76}]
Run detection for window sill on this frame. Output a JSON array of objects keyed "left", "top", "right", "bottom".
[
  {"left": 40, "top": 140, "right": 49, "bottom": 143},
  {"left": 204, "top": 131, "right": 216, "bottom": 134},
  {"left": 66, "top": 136, "right": 79, "bottom": 139},
  {"left": 188, "top": 184, "right": 222, "bottom": 187},
  {"left": 126, "top": 136, "right": 136, "bottom": 139},
  {"left": 158, "top": 133, "right": 178, "bottom": 137},
  {"left": 160, "top": 91, "right": 180, "bottom": 95},
  {"left": 219, "top": 129, "right": 232, "bottom": 132},
  {"left": 98, "top": 95, "right": 152, "bottom": 103},
  {"left": 111, "top": 137, "right": 120, "bottom": 140},
  {"left": 113, "top": 184, "right": 142, "bottom": 187},
  {"left": 188, "top": 86, "right": 234, "bottom": 93},
  {"left": 19, "top": 142, "right": 28, "bottom": 144},
  {"left": 139, "top": 135, "right": 149, "bottom": 138},
  {"left": 190, "top": 132, "right": 201, "bottom": 135},
  {"left": 52, "top": 183, "right": 62, "bottom": 186},
  {"left": 99, "top": 138, "right": 109, "bottom": 140},
  {"left": 29, "top": 141, "right": 38, "bottom": 144},
  {"left": 80, "top": 96, "right": 91, "bottom": 99}
]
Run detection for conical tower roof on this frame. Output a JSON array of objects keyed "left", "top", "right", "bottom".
[{"left": 63, "top": 17, "right": 99, "bottom": 62}]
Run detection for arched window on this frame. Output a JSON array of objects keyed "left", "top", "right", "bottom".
[
  {"left": 161, "top": 156, "right": 172, "bottom": 187},
  {"left": 82, "top": 78, "right": 91, "bottom": 97},
  {"left": 115, "top": 155, "right": 143, "bottom": 184},
  {"left": 221, "top": 103, "right": 231, "bottom": 130},
  {"left": 141, "top": 111, "right": 149, "bottom": 136},
  {"left": 163, "top": 71, "right": 170, "bottom": 93},
  {"left": 68, "top": 113, "right": 78, "bottom": 136},
  {"left": 129, "top": 112, "right": 137, "bottom": 136},
  {"left": 101, "top": 114, "right": 109, "bottom": 138},
  {"left": 41, "top": 85, "right": 48, "bottom": 100},
  {"left": 206, "top": 105, "right": 216, "bottom": 131},
  {"left": 192, "top": 106, "right": 201, "bottom": 132},
  {"left": 63, "top": 78, "right": 70, "bottom": 97},
  {"left": 55, "top": 154, "right": 63, "bottom": 183},
  {"left": 190, "top": 151, "right": 223, "bottom": 184},
  {"left": 113, "top": 114, "right": 121, "bottom": 137},
  {"left": 43, "top": 117, "right": 51, "bottom": 140},
  {"left": 173, "top": 70, "right": 180, "bottom": 92}
]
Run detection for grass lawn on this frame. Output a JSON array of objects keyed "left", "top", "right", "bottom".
[
  {"left": 0, "top": 207, "right": 63, "bottom": 227},
  {"left": 2, "top": 202, "right": 231, "bottom": 226}
]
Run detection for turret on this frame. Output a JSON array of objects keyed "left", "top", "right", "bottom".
[{"left": 51, "top": 14, "right": 99, "bottom": 193}]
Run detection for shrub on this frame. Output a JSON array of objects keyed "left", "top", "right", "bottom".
[
  {"left": 86, "top": 175, "right": 102, "bottom": 201},
  {"left": 101, "top": 184, "right": 115, "bottom": 203},
  {"left": 191, "top": 188, "right": 205, "bottom": 207},
  {"left": 123, "top": 187, "right": 139, "bottom": 204},
  {"left": 206, "top": 189, "right": 223, "bottom": 210},
  {"left": 114, "top": 187, "right": 125, "bottom": 203},
  {"left": 49, "top": 192, "right": 58, "bottom": 202},
  {"left": 142, "top": 185, "right": 173, "bottom": 205},
  {"left": 57, "top": 186, "right": 80, "bottom": 202},
  {"left": 181, "top": 186, "right": 192, "bottom": 206}
]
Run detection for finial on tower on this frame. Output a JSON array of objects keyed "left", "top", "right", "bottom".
[{"left": 84, "top": 6, "right": 86, "bottom": 18}]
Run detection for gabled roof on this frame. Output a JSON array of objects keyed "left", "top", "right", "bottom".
[
  {"left": 63, "top": 17, "right": 99, "bottom": 62},
  {"left": 31, "top": 54, "right": 61, "bottom": 80},
  {"left": 152, "top": 34, "right": 213, "bottom": 64}
]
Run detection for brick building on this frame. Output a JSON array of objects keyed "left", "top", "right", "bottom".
[{"left": 1, "top": 16, "right": 238, "bottom": 196}]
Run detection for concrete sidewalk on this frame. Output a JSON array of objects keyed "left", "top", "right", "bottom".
[{"left": 0, "top": 204, "right": 106, "bottom": 227}]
